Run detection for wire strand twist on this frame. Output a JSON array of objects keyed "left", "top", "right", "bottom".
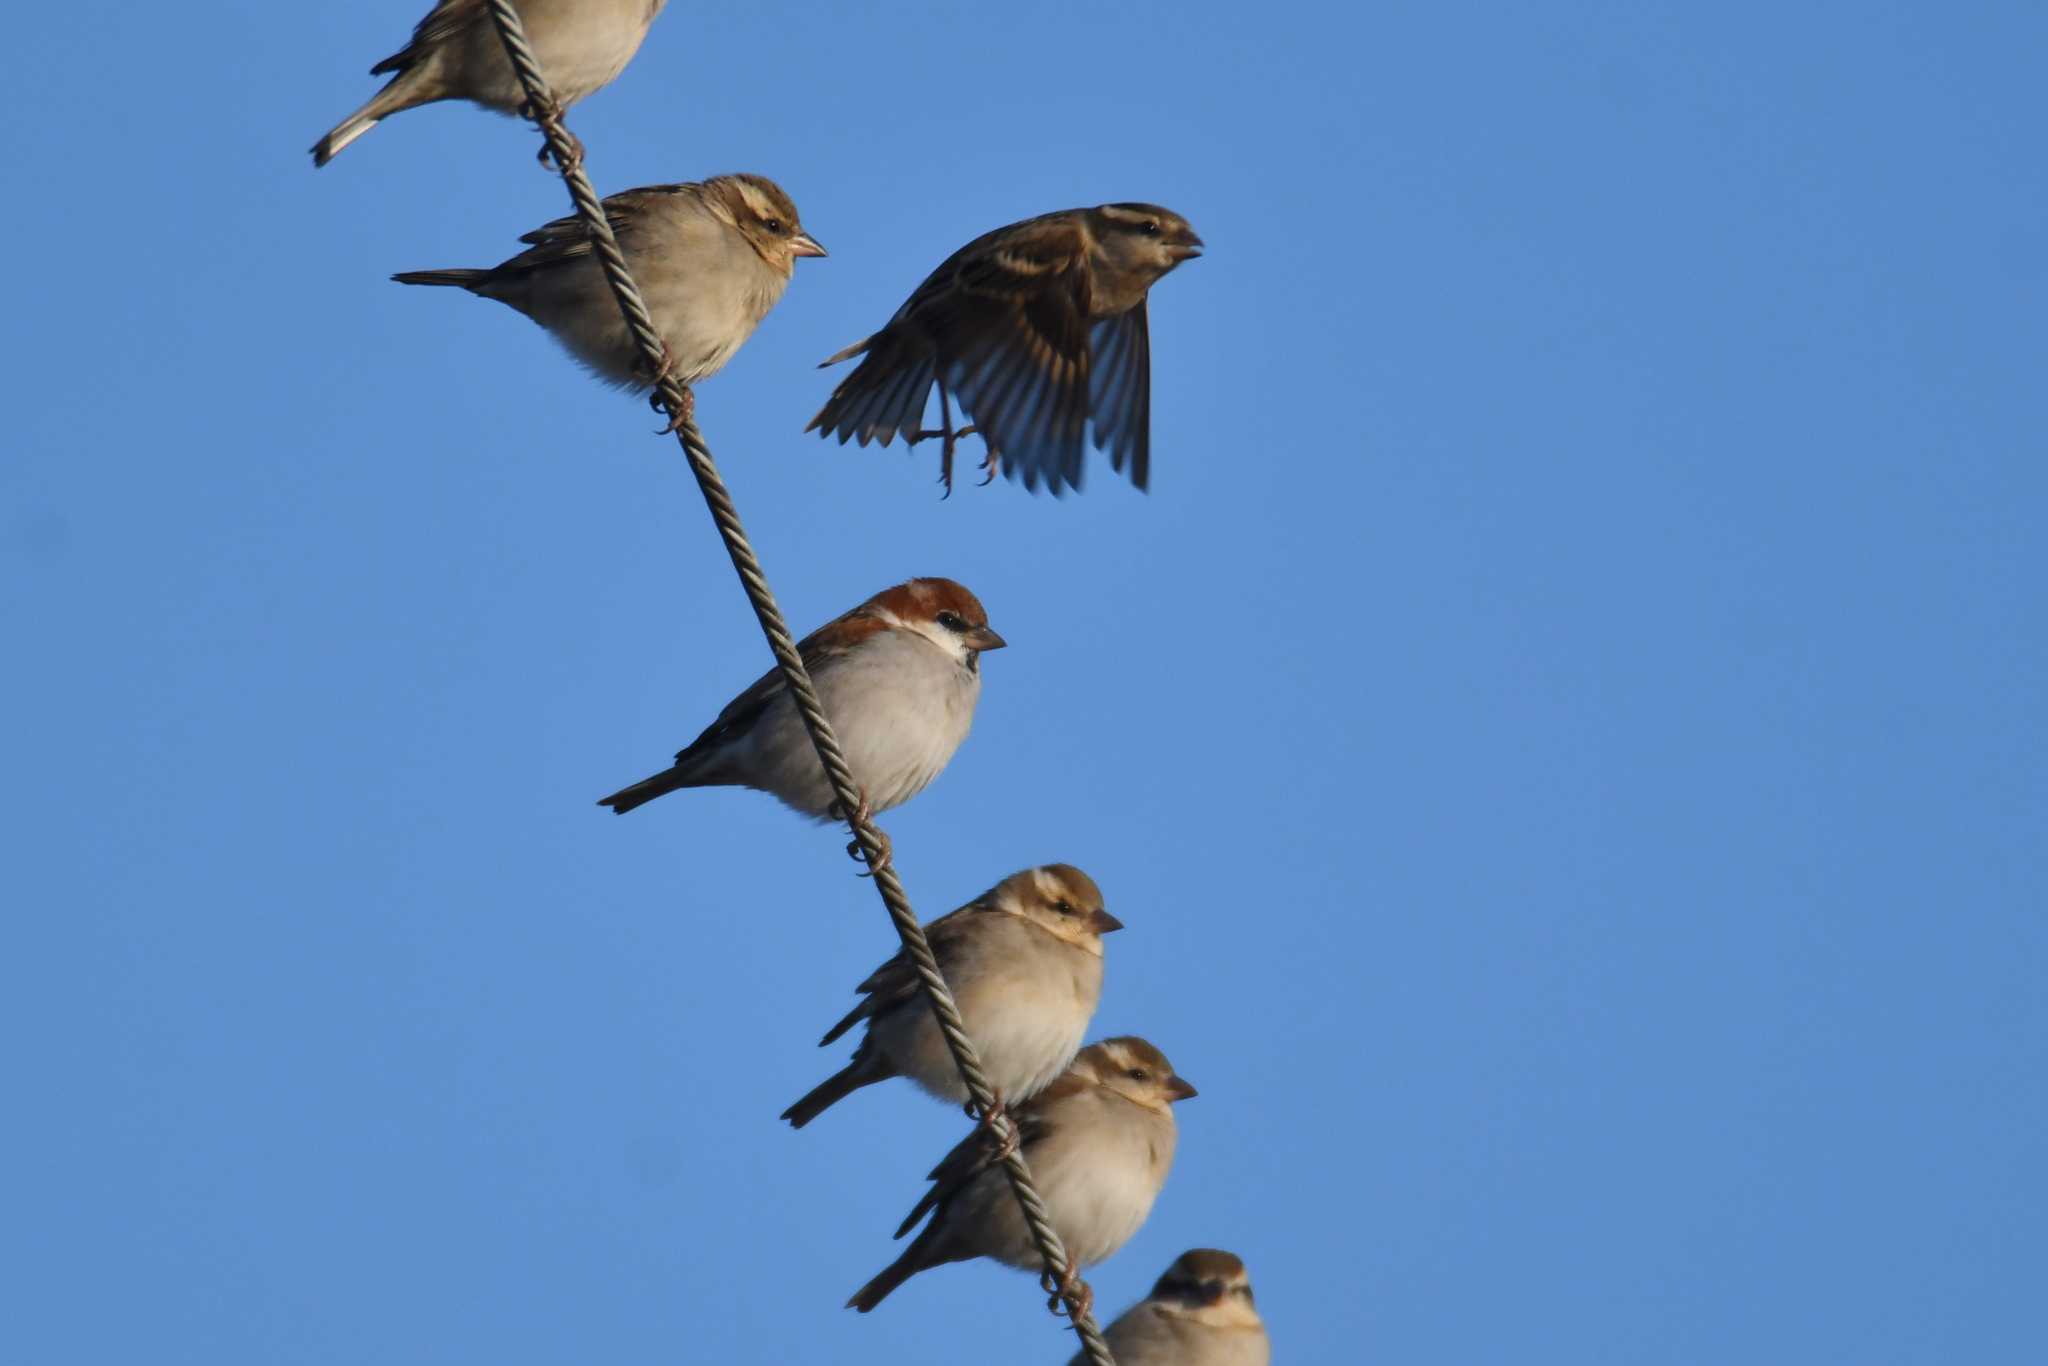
[{"left": 478, "top": 5, "right": 1117, "bottom": 1360}]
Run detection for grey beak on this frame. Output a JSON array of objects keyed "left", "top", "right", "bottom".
[
  {"left": 791, "top": 232, "right": 828, "bottom": 259},
  {"left": 964, "top": 626, "right": 1007, "bottom": 652}
]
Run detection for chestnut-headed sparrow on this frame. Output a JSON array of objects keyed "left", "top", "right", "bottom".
[
  {"left": 1075, "top": 1249, "right": 1271, "bottom": 1366},
  {"left": 848, "top": 1036, "right": 1196, "bottom": 1313},
  {"left": 394, "top": 175, "right": 823, "bottom": 399},
  {"left": 807, "top": 203, "right": 1202, "bottom": 495},
  {"left": 313, "top": 0, "right": 667, "bottom": 167},
  {"left": 598, "top": 577, "right": 1002, "bottom": 821},
  {"left": 783, "top": 865, "right": 1120, "bottom": 1129}
]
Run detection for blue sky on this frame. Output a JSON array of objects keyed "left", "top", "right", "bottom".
[{"left": 7, "top": 2, "right": 2045, "bottom": 1362}]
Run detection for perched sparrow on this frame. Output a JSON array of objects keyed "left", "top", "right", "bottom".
[
  {"left": 848, "top": 1037, "right": 1196, "bottom": 1313},
  {"left": 393, "top": 175, "right": 823, "bottom": 406},
  {"left": 598, "top": 577, "right": 1002, "bottom": 823},
  {"left": 807, "top": 203, "right": 1202, "bottom": 496},
  {"left": 1075, "top": 1249, "right": 1271, "bottom": 1366},
  {"left": 313, "top": 0, "right": 667, "bottom": 167},
  {"left": 783, "top": 865, "right": 1121, "bottom": 1129}
]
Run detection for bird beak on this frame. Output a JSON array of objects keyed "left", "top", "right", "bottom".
[
  {"left": 791, "top": 232, "right": 828, "bottom": 259},
  {"left": 1089, "top": 908, "right": 1125, "bottom": 935},
  {"left": 1165, "top": 1074, "right": 1198, "bottom": 1101},
  {"left": 1168, "top": 233, "right": 1204, "bottom": 262},
  {"left": 964, "top": 626, "right": 1007, "bottom": 652}
]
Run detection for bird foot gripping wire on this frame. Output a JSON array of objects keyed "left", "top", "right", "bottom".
[
  {"left": 641, "top": 344, "right": 695, "bottom": 433},
  {"left": 839, "top": 788, "right": 893, "bottom": 877},
  {"left": 519, "top": 95, "right": 584, "bottom": 171},
  {"left": 1040, "top": 1264, "right": 1095, "bottom": 1323},
  {"left": 966, "top": 1092, "right": 1020, "bottom": 1163}
]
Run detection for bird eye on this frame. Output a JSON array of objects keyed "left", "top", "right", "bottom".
[
  {"left": 1141, "top": 220, "right": 1161, "bottom": 236},
  {"left": 763, "top": 217, "right": 785, "bottom": 234},
  {"left": 1054, "top": 900, "right": 1075, "bottom": 916},
  {"left": 1128, "top": 1068, "right": 1150, "bottom": 1082},
  {"left": 935, "top": 611, "right": 966, "bottom": 631}
]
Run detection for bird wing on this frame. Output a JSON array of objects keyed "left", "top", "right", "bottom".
[
  {"left": 911, "top": 215, "right": 1098, "bottom": 495},
  {"left": 1087, "top": 304, "right": 1153, "bottom": 491},
  {"left": 892, "top": 1076, "right": 1077, "bottom": 1239},
  {"left": 668, "top": 604, "right": 888, "bottom": 767},
  {"left": 493, "top": 184, "right": 692, "bottom": 274},
  {"left": 821, "top": 908, "right": 976, "bottom": 1044},
  {"left": 370, "top": 0, "right": 485, "bottom": 76}
]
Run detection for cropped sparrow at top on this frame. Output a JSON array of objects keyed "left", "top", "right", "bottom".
[
  {"left": 783, "top": 865, "right": 1120, "bottom": 1129},
  {"left": 1074, "top": 1249, "right": 1271, "bottom": 1366},
  {"left": 394, "top": 175, "right": 822, "bottom": 420},
  {"left": 847, "top": 1037, "right": 1196, "bottom": 1315},
  {"left": 313, "top": 0, "right": 666, "bottom": 167},
  {"left": 598, "top": 578, "right": 1002, "bottom": 834},
  {"left": 808, "top": 203, "right": 1202, "bottom": 496}
]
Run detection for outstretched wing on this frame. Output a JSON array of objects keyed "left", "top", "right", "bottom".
[
  {"left": 916, "top": 215, "right": 1096, "bottom": 495},
  {"left": 1086, "top": 304, "right": 1152, "bottom": 491},
  {"left": 811, "top": 212, "right": 1106, "bottom": 494}
]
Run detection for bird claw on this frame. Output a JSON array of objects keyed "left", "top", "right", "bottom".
[
  {"left": 905, "top": 424, "right": 982, "bottom": 498},
  {"left": 840, "top": 789, "right": 892, "bottom": 877},
  {"left": 520, "top": 98, "right": 583, "bottom": 171},
  {"left": 973, "top": 1095, "right": 1020, "bottom": 1163},
  {"left": 1040, "top": 1265, "right": 1094, "bottom": 1322},
  {"left": 643, "top": 348, "right": 694, "bottom": 433}
]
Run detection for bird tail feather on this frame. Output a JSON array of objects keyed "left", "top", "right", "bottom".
[
  {"left": 780, "top": 1059, "right": 878, "bottom": 1130},
  {"left": 847, "top": 1224, "right": 943, "bottom": 1313},
  {"left": 390, "top": 269, "right": 490, "bottom": 290},
  {"left": 596, "top": 766, "right": 696, "bottom": 815}
]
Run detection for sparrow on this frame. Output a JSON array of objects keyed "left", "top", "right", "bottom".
[
  {"left": 782, "top": 865, "right": 1121, "bottom": 1129},
  {"left": 598, "top": 578, "right": 1002, "bottom": 831},
  {"left": 807, "top": 203, "right": 1202, "bottom": 496},
  {"left": 393, "top": 175, "right": 823, "bottom": 415},
  {"left": 1075, "top": 1249, "right": 1271, "bottom": 1366},
  {"left": 313, "top": 0, "right": 667, "bottom": 167},
  {"left": 848, "top": 1036, "right": 1196, "bottom": 1314}
]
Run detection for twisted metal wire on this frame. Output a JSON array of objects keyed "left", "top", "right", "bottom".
[{"left": 478, "top": 5, "right": 1117, "bottom": 1360}]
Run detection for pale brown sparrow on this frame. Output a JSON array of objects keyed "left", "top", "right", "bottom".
[
  {"left": 848, "top": 1037, "right": 1196, "bottom": 1313},
  {"left": 313, "top": 0, "right": 667, "bottom": 167},
  {"left": 783, "top": 865, "right": 1121, "bottom": 1129},
  {"left": 1075, "top": 1249, "right": 1271, "bottom": 1366},
  {"left": 597, "top": 578, "right": 1002, "bottom": 823},
  {"left": 807, "top": 203, "right": 1202, "bottom": 495},
  {"left": 393, "top": 175, "right": 823, "bottom": 404}
]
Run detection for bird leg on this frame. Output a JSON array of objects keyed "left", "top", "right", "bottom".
[
  {"left": 977, "top": 441, "right": 1002, "bottom": 487},
  {"left": 1040, "top": 1264, "right": 1095, "bottom": 1322},
  {"left": 902, "top": 376, "right": 979, "bottom": 497},
  {"left": 839, "top": 788, "right": 893, "bottom": 876}
]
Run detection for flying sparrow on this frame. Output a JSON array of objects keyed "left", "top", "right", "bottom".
[
  {"left": 597, "top": 578, "right": 1002, "bottom": 836},
  {"left": 848, "top": 1036, "right": 1196, "bottom": 1314},
  {"left": 313, "top": 0, "right": 667, "bottom": 167},
  {"left": 393, "top": 174, "right": 823, "bottom": 418},
  {"left": 807, "top": 203, "right": 1202, "bottom": 496},
  {"left": 1075, "top": 1249, "right": 1271, "bottom": 1366},
  {"left": 782, "top": 865, "right": 1121, "bottom": 1129}
]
